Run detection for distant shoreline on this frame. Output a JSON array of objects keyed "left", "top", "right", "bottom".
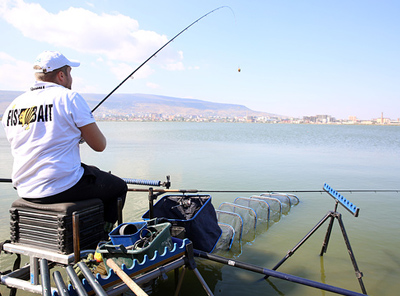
[
  {"left": 2, "top": 90, "right": 397, "bottom": 124},
  {"left": 94, "top": 118, "right": 400, "bottom": 126}
]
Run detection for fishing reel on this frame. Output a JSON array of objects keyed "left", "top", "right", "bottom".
[{"left": 161, "top": 175, "right": 171, "bottom": 189}]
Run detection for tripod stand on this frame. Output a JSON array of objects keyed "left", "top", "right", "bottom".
[{"left": 266, "top": 184, "right": 367, "bottom": 295}]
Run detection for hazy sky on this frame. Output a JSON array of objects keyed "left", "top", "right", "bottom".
[{"left": 0, "top": 0, "right": 399, "bottom": 119}]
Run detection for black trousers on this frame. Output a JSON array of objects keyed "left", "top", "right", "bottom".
[{"left": 23, "top": 164, "right": 128, "bottom": 224}]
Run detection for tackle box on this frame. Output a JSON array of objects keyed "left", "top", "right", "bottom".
[
  {"left": 10, "top": 198, "right": 105, "bottom": 254},
  {"left": 98, "top": 221, "right": 173, "bottom": 273}
]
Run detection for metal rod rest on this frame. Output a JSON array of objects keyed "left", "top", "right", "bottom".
[
  {"left": 264, "top": 185, "right": 367, "bottom": 295},
  {"left": 324, "top": 183, "right": 360, "bottom": 216}
]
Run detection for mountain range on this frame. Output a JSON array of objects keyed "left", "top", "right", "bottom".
[{"left": 0, "top": 90, "right": 280, "bottom": 118}]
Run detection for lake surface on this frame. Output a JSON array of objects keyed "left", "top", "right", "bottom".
[{"left": 1, "top": 122, "right": 399, "bottom": 296}]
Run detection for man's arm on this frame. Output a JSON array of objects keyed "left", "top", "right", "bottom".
[{"left": 79, "top": 122, "right": 106, "bottom": 152}]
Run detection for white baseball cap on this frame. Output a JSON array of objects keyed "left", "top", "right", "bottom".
[{"left": 33, "top": 51, "right": 80, "bottom": 73}]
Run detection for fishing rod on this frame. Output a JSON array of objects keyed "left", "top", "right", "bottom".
[
  {"left": 128, "top": 188, "right": 400, "bottom": 193},
  {"left": 91, "top": 6, "right": 232, "bottom": 113},
  {"left": 1, "top": 178, "right": 398, "bottom": 193}
]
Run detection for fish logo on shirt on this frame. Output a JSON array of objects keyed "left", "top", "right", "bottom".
[
  {"left": 19, "top": 107, "right": 36, "bottom": 130},
  {"left": 5, "top": 104, "right": 53, "bottom": 128}
]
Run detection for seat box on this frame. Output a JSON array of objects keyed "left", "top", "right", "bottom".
[{"left": 10, "top": 198, "right": 104, "bottom": 254}]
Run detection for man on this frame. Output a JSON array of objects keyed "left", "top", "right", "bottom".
[{"left": 2, "top": 51, "right": 127, "bottom": 232}]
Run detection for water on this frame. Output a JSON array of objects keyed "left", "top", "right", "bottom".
[{"left": 1, "top": 122, "right": 399, "bottom": 295}]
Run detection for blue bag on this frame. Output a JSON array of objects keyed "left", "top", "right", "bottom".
[{"left": 142, "top": 194, "right": 221, "bottom": 253}]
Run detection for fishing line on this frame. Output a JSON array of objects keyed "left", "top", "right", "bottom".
[{"left": 91, "top": 6, "right": 234, "bottom": 113}]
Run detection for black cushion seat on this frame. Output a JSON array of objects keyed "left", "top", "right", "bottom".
[{"left": 10, "top": 198, "right": 104, "bottom": 254}]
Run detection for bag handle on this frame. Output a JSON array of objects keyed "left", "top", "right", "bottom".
[{"left": 104, "top": 244, "right": 128, "bottom": 254}]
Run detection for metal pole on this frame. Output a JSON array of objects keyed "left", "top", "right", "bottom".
[
  {"left": 30, "top": 256, "right": 39, "bottom": 285},
  {"left": 173, "top": 266, "right": 186, "bottom": 296},
  {"left": 192, "top": 268, "right": 214, "bottom": 296},
  {"left": 148, "top": 188, "right": 154, "bottom": 219},
  {"left": 107, "top": 258, "right": 186, "bottom": 296},
  {"left": 66, "top": 265, "right": 88, "bottom": 296},
  {"left": 320, "top": 213, "right": 336, "bottom": 256},
  {"left": 194, "top": 250, "right": 367, "bottom": 296},
  {"left": 117, "top": 197, "right": 123, "bottom": 225},
  {"left": 337, "top": 214, "right": 367, "bottom": 295},
  {"left": 72, "top": 212, "right": 80, "bottom": 263},
  {"left": 78, "top": 262, "right": 108, "bottom": 296},
  {"left": 53, "top": 270, "right": 70, "bottom": 296},
  {"left": 268, "top": 211, "right": 334, "bottom": 276},
  {"left": 40, "top": 259, "right": 51, "bottom": 296}
]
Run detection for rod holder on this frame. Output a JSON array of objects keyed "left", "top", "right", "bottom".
[{"left": 323, "top": 183, "right": 360, "bottom": 217}]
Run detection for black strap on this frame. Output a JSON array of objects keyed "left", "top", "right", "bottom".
[
  {"left": 0, "top": 240, "right": 11, "bottom": 254},
  {"left": 12, "top": 254, "right": 21, "bottom": 271}
]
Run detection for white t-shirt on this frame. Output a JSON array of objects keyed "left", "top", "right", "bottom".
[{"left": 2, "top": 81, "right": 95, "bottom": 198}]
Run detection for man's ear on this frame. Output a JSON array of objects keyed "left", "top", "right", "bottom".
[
  {"left": 58, "top": 70, "right": 65, "bottom": 80},
  {"left": 54, "top": 70, "right": 64, "bottom": 84}
]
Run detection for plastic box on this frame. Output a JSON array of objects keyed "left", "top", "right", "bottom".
[
  {"left": 109, "top": 221, "right": 147, "bottom": 247},
  {"left": 98, "top": 222, "right": 173, "bottom": 273}
]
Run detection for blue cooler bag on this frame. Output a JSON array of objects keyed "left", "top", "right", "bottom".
[{"left": 142, "top": 194, "right": 221, "bottom": 253}]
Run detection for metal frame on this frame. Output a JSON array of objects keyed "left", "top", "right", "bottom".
[{"left": 1, "top": 238, "right": 214, "bottom": 296}]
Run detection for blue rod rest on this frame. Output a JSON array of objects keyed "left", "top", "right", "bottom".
[{"left": 323, "top": 183, "right": 360, "bottom": 217}]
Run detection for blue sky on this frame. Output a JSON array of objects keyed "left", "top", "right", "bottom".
[{"left": 0, "top": 0, "right": 399, "bottom": 120}]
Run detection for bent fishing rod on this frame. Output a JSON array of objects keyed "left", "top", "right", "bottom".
[{"left": 91, "top": 6, "right": 231, "bottom": 113}]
